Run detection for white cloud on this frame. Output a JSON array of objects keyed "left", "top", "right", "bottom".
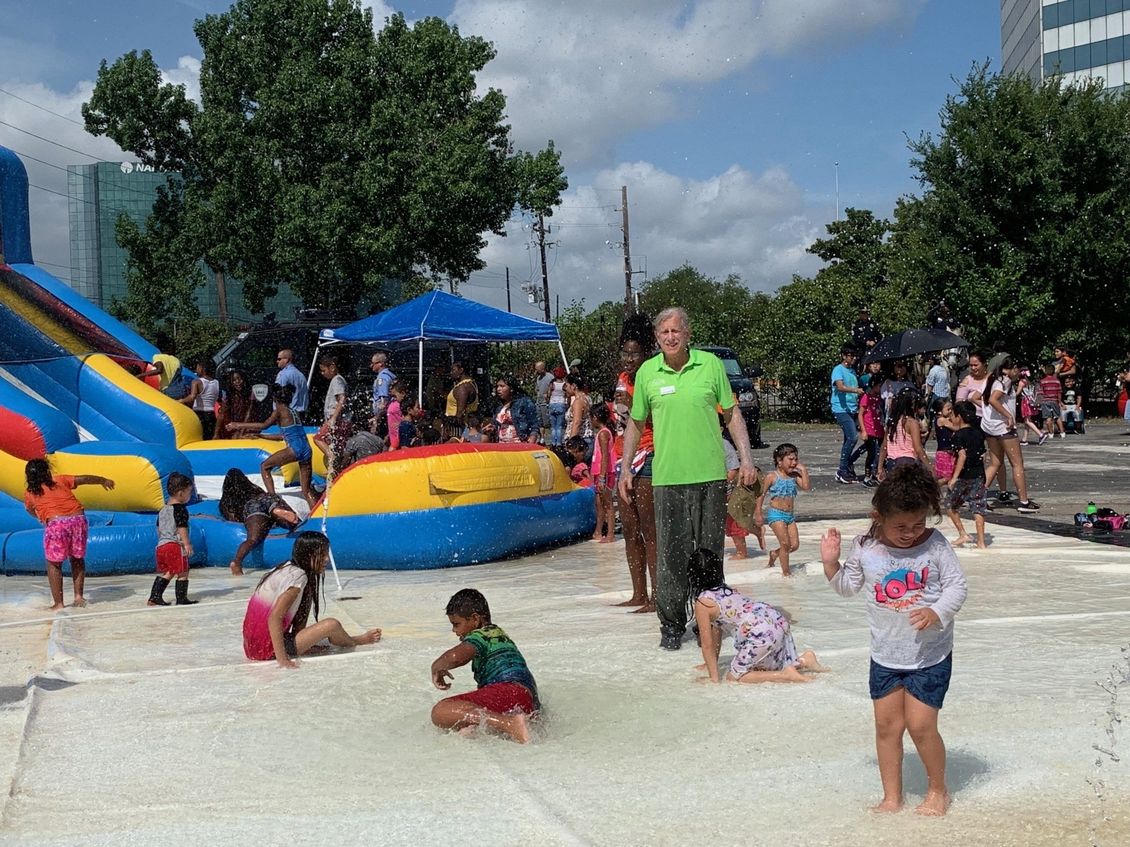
[
  {"left": 0, "top": 81, "right": 129, "bottom": 281},
  {"left": 468, "top": 161, "right": 824, "bottom": 316},
  {"left": 451, "top": 0, "right": 924, "bottom": 167}
]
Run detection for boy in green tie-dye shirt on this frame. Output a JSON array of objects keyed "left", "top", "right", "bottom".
[{"left": 430, "top": 588, "right": 539, "bottom": 744}]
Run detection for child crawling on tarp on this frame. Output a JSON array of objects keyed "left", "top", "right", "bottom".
[{"left": 430, "top": 588, "right": 540, "bottom": 744}]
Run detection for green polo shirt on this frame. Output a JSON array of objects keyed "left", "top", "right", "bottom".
[{"left": 630, "top": 348, "right": 734, "bottom": 486}]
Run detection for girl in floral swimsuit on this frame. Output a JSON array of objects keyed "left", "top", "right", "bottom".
[{"left": 689, "top": 549, "right": 826, "bottom": 683}]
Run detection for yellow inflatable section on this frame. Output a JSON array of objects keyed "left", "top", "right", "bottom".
[
  {"left": 326, "top": 444, "right": 575, "bottom": 518},
  {"left": 0, "top": 448, "right": 168, "bottom": 512},
  {"left": 83, "top": 354, "right": 203, "bottom": 446}
]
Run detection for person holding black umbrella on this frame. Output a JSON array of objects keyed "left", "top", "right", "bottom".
[{"left": 831, "top": 345, "right": 865, "bottom": 484}]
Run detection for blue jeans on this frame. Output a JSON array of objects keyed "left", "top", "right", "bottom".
[
  {"left": 548, "top": 403, "right": 567, "bottom": 445},
  {"left": 834, "top": 411, "right": 859, "bottom": 477}
]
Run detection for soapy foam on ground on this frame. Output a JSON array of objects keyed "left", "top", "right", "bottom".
[{"left": 0, "top": 520, "right": 1127, "bottom": 846}]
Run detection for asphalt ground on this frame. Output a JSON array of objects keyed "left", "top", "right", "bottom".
[{"left": 753, "top": 417, "right": 1130, "bottom": 546}]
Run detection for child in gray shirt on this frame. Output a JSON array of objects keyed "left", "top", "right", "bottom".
[
  {"left": 820, "top": 462, "right": 967, "bottom": 817},
  {"left": 148, "top": 472, "right": 197, "bottom": 606}
]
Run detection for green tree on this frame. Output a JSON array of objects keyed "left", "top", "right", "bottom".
[
  {"left": 638, "top": 265, "right": 768, "bottom": 366},
  {"left": 750, "top": 210, "right": 926, "bottom": 421},
  {"left": 894, "top": 63, "right": 1130, "bottom": 366},
  {"left": 83, "top": 2, "right": 566, "bottom": 320}
]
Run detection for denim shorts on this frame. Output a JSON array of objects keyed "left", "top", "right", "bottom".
[
  {"left": 637, "top": 452, "right": 653, "bottom": 479},
  {"left": 869, "top": 653, "right": 952, "bottom": 710}
]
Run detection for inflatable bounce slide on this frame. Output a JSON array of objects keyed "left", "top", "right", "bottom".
[{"left": 0, "top": 146, "right": 592, "bottom": 574}]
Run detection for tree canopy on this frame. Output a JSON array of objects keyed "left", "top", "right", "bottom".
[
  {"left": 893, "top": 63, "right": 1130, "bottom": 368},
  {"left": 83, "top": 0, "right": 566, "bottom": 329}
]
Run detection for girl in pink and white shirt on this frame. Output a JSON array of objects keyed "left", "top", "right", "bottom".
[{"left": 242, "top": 531, "right": 381, "bottom": 667}]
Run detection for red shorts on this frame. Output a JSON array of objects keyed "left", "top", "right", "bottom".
[
  {"left": 155, "top": 542, "right": 189, "bottom": 576},
  {"left": 448, "top": 682, "right": 536, "bottom": 715}
]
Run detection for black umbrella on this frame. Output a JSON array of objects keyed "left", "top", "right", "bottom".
[{"left": 861, "top": 327, "right": 968, "bottom": 364}]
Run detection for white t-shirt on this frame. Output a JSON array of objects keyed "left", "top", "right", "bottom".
[
  {"left": 980, "top": 376, "right": 1015, "bottom": 436},
  {"left": 324, "top": 374, "right": 349, "bottom": 421},
  {"left": 251, "top": 564, "right": 307, "bottom": 625}
]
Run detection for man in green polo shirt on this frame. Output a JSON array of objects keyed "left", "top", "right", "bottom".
[{"left": 618, "top": 306, "right": 758, "bottom": 650}]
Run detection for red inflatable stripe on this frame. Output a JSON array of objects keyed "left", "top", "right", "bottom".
[{"left": 0, "top": 405, "right": 47, "bottom": 459}]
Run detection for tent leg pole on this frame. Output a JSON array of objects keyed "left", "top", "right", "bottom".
[
  {"left": 557, "top": 340, "right": 568, "bottom": 369},
  {"left": 306, "top": 347, "right": 321, "bottom": 392},
  {"left": 418, "top": 339, "right": 424, "bottom": 408}
]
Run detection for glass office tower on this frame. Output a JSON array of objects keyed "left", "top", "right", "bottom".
[{"left": 67, "top": 161, "right": 301, "bottom": 325}]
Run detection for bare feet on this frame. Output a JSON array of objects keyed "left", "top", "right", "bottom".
[
  {"left": 613, "top": 596, "right": 647, "bottom": 608},
  {"left": 49, "top": 603, "right": 65, "bottom": 612},
  {"left": 457, "top": 725, "right": 478, "bottom": 738},
  {"left": 871, "top": 797, "right": 903, "bottom": 813},
  {"left": 229, "top": 561, "right": 243, "bottom": 576},
  {"left": 598, "top": 536, "right": 614, "bottom": 543},
  {"left": 766, "top": 549, "right": 779, "bottom": 569},
  {"left": 72, "top": 597, "right": 87, "bottom": 608},
  {"left": 797, "top": 650, "right": 829, "bottom": 672},
  {"left": 951, "top": 535, "right": 971, "bottom": 548},
  {"left": 352, "top": 628, "right": 382, "bottom": 646},
  {"left": 693, "top": 662, "right": 706, "bottom": 670},
  {"left": 976, "top": 541, "right": 988, "bottom": 549},
  {"left": 915, "top": 790, "right": 950, "bottom": 816},
  {"left": 632, "top": 601, "right": 656, "bottom": 614},
  {"left": 730, "top": 551, "right": 748, "bottom": 560}
]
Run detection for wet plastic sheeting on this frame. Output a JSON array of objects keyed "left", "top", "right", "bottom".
[{"left": 0, "top": 520, "right": 1127, "bottom": 846}]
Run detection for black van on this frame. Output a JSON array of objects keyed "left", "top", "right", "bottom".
[{"left": 696, "top": 345, "right": 767, "bottom": 449}]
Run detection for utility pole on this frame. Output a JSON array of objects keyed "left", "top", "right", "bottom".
[
  {"left": 505, "top": 266, "right": 511, "bottom": 313},
  {"left": 536, "top": 214, "right": 551, "bottom": 323},
  {"left": 621, "top": 185, "right": 634, "bottom": 316}
]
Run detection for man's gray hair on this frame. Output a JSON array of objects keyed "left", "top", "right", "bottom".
[
  {"left": 372, "top": 352, "right": 388, "bottom": 365},
  {"left": 653, "top": 306, "right": 690, "bottom": 331}
]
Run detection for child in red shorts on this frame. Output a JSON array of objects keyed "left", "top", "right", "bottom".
[
  {"left": 148, "top": 472, "right": 198, "bottom": 607},
  {"left": 23, "top": 458, "right": 114, "bottom": 611},
  {"left": 430, "top": 588, "right": 540, "bottom": 744}
]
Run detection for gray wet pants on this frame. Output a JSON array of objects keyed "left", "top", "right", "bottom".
[{"left": 653, "top": 480, "right": 727, "bottom": 635}]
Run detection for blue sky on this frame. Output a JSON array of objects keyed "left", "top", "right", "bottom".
[{"left": 0, "top": 1, "right": 1000, "bottom": 316}]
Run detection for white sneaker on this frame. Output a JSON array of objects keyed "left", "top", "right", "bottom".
[{"left": 1058, "top": 433, "right": 1066, "bottom": 439}]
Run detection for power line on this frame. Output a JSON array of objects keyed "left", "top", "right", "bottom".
[
  {"left": 0, "top": 118, "right": 117, "bottom": 163},
  {"left": 0, "top": 87, "right": 87, "bottom": 127},
  {"left": 4, "top": 143, "right": 165, "bottom": 203}
]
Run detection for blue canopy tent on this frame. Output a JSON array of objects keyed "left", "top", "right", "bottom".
[{"left": 313, "top": 290, "right": 568, "bottom": 405}]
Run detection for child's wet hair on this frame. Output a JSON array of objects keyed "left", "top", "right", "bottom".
[
  {"left": 564, "top": 435, "right": 587, "bottom": 454},
  {"left": 24, "top": 458, "right": 54, "bottom": 496},
  {"left": 271, "top": 382, "right": 296, "bottom": 405},
  {"left": 590, "top": 401, "right": 615, "bottom": 428},
  {"left": 772, "top": 443, "right": 798, "bottom": 466},
  {"left": 257, "top": 531, "right": 329, "bottom": 629},
  {"left": 686, "top": 548, "right": 730, "bottom": 621},
  {"left": 867, "top": 464, "right": 941, "bottom": 538},
  {"left": 953, "top": 400, "right": 978, "bottom": 426},
  {"left": 446, "top": 588, "right": 491, "bottom": 621},
  {"left": 166, "top": 472, "right": 192, "bottom": 496},
  {"left": 887, "top": 387, "right": 924, "bottom": 432},
  {"left": 465, "top": 412, "right": 482, "bottom": 429}
]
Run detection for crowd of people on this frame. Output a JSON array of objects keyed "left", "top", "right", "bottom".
[{"left": 829, "top": 315, "right": 1100, "bottom": 539}]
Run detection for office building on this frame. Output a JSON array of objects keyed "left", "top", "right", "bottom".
[
  {"left": 1003, "top": 0, "right": 1130, "bottom": 88},
  {"left": 66, "top": 161, "right": 301, "bottom": 325}
]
